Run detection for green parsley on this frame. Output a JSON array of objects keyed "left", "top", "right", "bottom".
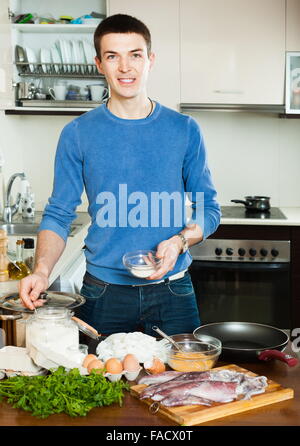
[{"left": 0, "top": 367, "right": 129, "bottom": 418}]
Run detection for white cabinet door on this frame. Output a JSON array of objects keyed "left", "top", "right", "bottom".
[
  {"left": 0, "top": 0, "right": 13, "bottom": 108},
  {"left": 286, "top": 0, "right": 300, "bottom": 51},
  {"left": 180, "top": 0, "right": 285, "bottom": 105},
  {"left": 107, "top": 0, "right": 180, "bottom": 110}
]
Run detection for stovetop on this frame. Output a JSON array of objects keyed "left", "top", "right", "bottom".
[{"left": 221, "top": 206, "right": 287, "bottom": 220}]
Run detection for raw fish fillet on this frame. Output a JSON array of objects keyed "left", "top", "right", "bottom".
[
  {"left": 188, "top": 381, "right": 238, "bottom": 403},
  {"left": 138, "top": 371, "right": 183, "bottom": 385},
  {"left": 151, "top": 380, "right": 238, "bottom": 403},
  {"left": 237, "top": 375, "right": 268, "bottom": 399},
  {"left": 140, "top": 372, "right": 212, "bottom": 399},
  {"left": 161, "top": 394, "right": 212, "bottom": 407}
]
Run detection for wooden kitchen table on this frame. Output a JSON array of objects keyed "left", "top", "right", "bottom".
[{"left": 0, "top": 345, "right": 299, "bottom": 427}]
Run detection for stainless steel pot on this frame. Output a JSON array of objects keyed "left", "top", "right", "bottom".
[
  {"left": 231, "top": 196, "right": 271, "bottom": 211},
  {"left": 15, "top": 82, "right": 36, "bottom": 100}
]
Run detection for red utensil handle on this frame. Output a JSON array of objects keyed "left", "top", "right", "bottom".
[{"left": 258, "top": 349, "right": 298, "bottom": 367}]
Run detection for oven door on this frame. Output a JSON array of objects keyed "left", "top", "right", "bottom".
[{"left": 189, "top": 261, "right": 290, "bottom": 329}]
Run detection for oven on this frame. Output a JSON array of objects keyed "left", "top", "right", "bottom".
[{"left": 189, "top": 238, "right": 291, "bottom": 329}]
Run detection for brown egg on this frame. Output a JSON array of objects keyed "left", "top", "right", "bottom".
[
  {"left": 122, "top": 353, "right": 140, "bottom": 372},
  {"left": 105, "top": 357, "right": 123, "bottom": 374},
  {"left": 87, "top": 359, "right": 105, "bottom": 374},
  {"left": 82, "top": 354, "right": 98, "bottom": 368},
  {"left": 144, "top": 357, "right": 166, "bottom": 374}
]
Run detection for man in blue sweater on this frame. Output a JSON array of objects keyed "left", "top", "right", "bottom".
[{"left": 19, "top": 14, "right": 221, "bottom": 335}]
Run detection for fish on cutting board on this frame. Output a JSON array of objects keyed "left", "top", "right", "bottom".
[
  {"left": 131, "top": 364, "right": 294, "bottom": 426},
  {"left": 138, "top": 368, "right": 268, "bottom": 407}
]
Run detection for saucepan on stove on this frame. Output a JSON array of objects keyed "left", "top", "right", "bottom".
[
  {"left": 193, "top": 322, "right": 298, "bottom": 367},
  {"left": 231, "top": 196, "right": 270, "bottom": 211}
]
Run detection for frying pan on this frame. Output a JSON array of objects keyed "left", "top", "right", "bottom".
[
  {"left": 193, "top": 322, "right": 298, "bottom": 367},
  {"left": 231, "top": 196, "right": 270, "bottom": 211}
]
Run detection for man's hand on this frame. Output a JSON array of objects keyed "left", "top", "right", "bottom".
[
  {"left": 146, "top": 236, "right": 182, "bottom": 281},
  {"left": 146, "top": 224, "right": 203, "bottom": 281},
  {"left": 19, "top": 272, "right": 49, "bottom": 311}
]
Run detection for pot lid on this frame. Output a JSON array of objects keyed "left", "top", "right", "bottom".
[{"left": 0, "top": 291, "right": 86, "bottom": 313}]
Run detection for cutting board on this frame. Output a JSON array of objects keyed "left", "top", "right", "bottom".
[{"left": 130, "top": 364, "right": 294, "bottom": 426}]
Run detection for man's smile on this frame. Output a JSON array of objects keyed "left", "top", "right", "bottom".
[{"left": 118, "top": 78, "right": 136, "bottom": 84}]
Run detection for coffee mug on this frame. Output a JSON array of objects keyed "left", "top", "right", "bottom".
[
  {"left": 49, "top": 84, "right": 67, "bottom": 101},
  {"left": 89, "top": 84, "right": 109, "bottom": 102}
]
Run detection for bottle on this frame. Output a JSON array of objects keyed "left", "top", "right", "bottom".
[
  {"left": 8, "top": 239, "right": 31, "bottom": 280},
  {"left": 22, "top": 238, "right": 35, "bottom": 272},
  {"left": 0, "top": 229, "right": 9, "bottom": 282}
]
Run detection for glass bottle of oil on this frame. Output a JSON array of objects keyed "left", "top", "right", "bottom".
[
  {"left": 8, "top": 239, "right": 31, "bottom": 280},
  {"left": 0, "top": 229, "right": 9, "bottom": 282}
]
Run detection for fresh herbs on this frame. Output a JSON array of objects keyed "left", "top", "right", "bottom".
[{"left": 0, "top": 367, "right": 129, "bottom": 418}]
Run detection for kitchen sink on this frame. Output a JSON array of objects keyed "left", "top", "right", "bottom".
[
  {"left": 0, "top": 212, "right": 89, "bottom": 237},
  {"left": 0, "top": 223, "right": 40, "bottom": 236},
  {"left": 0, "top": 223, "right": 81, "bottom": 237}
]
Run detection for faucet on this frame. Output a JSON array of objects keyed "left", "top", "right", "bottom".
[{"left": 3, "top": 172, "right": 26, "bottom": 223}]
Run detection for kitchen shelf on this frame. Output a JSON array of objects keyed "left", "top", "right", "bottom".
[
  {"left": 11, "top": 24, "right": 98, "bottom": 34},
  {"left": 15, "top": 62, "right": 102, "bottom": 78},
  {"left": 4, "top": 108, "right": 90, "bottom": 116}
]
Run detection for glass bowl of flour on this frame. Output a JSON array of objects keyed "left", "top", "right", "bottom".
[{"left": 123, "top": 250, "right": 162, "bottom": 278}]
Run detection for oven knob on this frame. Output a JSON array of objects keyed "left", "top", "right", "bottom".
[
  {"left": 271, "top": 248, "right": 279, "bottom": 257},
  {"left": 226, "top": 248, "right": 234, "bottom": 256},
  {"left": 260, "top": 248, "right": 268, "bottom": 257},
  {"left": 249, "top": 248, "right": 257, "bottom": 257},
  {"left": 215, "top": 248, "right": 223, "bottom": 256},
  {"left": 238, "top": 248, "right": 246, "bottom": 256}
]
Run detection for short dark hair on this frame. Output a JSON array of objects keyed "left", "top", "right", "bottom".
[{"left": 94, "top": 14, "right": 152, "bottom": 60}]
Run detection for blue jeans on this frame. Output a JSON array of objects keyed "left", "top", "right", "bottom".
[{"left": 75, "top": 271, "right": 201, "bottom": 336}]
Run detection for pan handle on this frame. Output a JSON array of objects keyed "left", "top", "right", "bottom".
[
  {"left": 231, "top": 199, "right": 248, "bottom": 205},
  {"left": 258, "top": 349, "right": 298, "bottom": 367}
]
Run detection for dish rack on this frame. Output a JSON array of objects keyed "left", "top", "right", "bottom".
[{"left": 15, "top": 62, "right": 102, "bottom": 78}]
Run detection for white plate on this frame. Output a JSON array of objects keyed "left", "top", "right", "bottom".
[
  {"left": 63, "top": 39, "right": 72, "bottom": 71},
  {"left": 51, "top": 46, "right": 61, "bottom": 73},
  {"left": 25, "top": 47, "right": 37, "bottom": 72},
  {"left": 82, "top": 39, "right": 95, "bottom": 73},
  {"left": 40, "top": 48, "right": 51, "bottom": 73},
  {"left": 57, "top": 39, "right": 68, "bottom": 72},
  {"left": 71, "top": 40, "right": 82, "bottom": 72},
  {"left": 61, "top": 39, "right": 71, "bottom": 72},
  {"left": 79, "top": 40, "right": 87, "bottom": 73}
]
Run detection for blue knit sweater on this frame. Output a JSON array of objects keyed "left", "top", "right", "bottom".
[{"left": 39, "top": 102, "right": 221, "bottom": 285}]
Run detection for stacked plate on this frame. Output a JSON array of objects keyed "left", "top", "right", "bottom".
[{"left": 16, "top": 40, "right": 96, "bottom": 75}]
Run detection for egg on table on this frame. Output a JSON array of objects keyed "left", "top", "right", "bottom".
[
  {"left": 87, "top": 359, "right": 105, "bottom": 374},
  {"left": 144, "top": 357, "right": 166, "bottom": 374},
  {"left": 82, "top": 354, "right": 98, "bottom": 368},
  {"left": 105, "top": 357, "right": 123, "bottom": 374},
  {"left": 122, "top": 353, "right": 140, "bottom": 372}
]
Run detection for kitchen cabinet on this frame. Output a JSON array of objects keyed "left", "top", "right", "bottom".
[
  {"left": 0, "top": 0, "right": 107, "bottom": 113},
  {"left": 286, "top": 0, "right": 300, "bottom": 51},
  {"left": 107, "top": 0, "right": 180, "bottom": 110},
  {"left": 180, "top": 0, "right": 286, "bottom": 105}
]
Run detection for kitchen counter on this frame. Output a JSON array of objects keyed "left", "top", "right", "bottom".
[
  {"left": 0, "top": 344, "right": 299, "bottom": 427},
  {"left": 221, "top": 207, "right": 300, "bottom": 226}
]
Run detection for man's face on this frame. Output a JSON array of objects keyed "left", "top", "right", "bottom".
[{"left": 95, "top": 32, "right": 155, "bottom": 100}]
